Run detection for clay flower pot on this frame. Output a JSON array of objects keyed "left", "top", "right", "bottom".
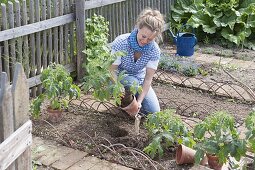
[
  {"left": 121, "top": 95, "right": 139, "bottom": 117},
  {"left": 206, "top": 154, "right": 223, "bottom": 170},
  {"left": 176, "top": 145, "right": 208, "bottom": 165},
  {"left": 47, "top": 107, "right": 63, "bottom": 123},
  {"left": 176, "top": 144, "right": 196, "bottom": 165}
]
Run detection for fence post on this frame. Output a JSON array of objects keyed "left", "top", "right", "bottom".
[
  {"left": 75, "top": 0, "right": 85, "bottom": 80},
  {"left": 11, "top": 63, "right": 31, "bottom": 169},
  {"left": 0, "top": 72, "right": 15, "bottom": 170}
]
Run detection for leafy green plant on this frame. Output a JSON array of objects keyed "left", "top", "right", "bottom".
[
  {"left": 30, "top": 63, "right": 81, "bottom": 119},
  {"left": 194, "top": 111, "right": 246, "bottom": 165},
  {"left": 82, "top": 14, "right": 141, "bottom": 106},
  {"left": 182, "top": 64, "right": 198, "bottom": 77},
  {"left": 170, "top": 0, "right": 255, "bottom": 49},
  {"left": 143, "top": 109, "right": 195, "bottom": 158},
  {"left": 245, "top": 111, "right": 255, "bottom": 149}
]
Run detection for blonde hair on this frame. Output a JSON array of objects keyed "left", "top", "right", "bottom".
[{"left": 136, "top": 8, "right": 165, "bottom": 33}]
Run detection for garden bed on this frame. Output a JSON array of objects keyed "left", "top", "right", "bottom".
[{"left": 32, "top": 45, "right": 255, "bottom": 169}]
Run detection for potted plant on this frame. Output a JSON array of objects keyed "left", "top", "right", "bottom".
[
  {"left": 82, "top": 14, "right": 142, "bottom": 116},
  {"left": 30, "top": 63, "right": 81, "bottom": 122},
  {"left": 194, "top": 111, "right": 246, "bottom": 169},
  {"left": 143, "top": 109, "right": 196, "bottom": 162}
]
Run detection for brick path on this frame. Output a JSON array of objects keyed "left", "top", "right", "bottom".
[{"left": 32, "top": 137, "right": 132, "bottom": 170}]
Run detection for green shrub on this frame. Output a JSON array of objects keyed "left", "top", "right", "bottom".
[
  {"left": 170, "top": 0, "right": 255, "bottom": 49},
  {"left": 144, "top": 109, "right": 195, "bottom": 158},
  {"left": 30, "top": 63, "right": 81, "bottom": 118}
]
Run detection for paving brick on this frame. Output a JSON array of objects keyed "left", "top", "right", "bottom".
[
  {"left": 32, "top": 143, "right": 59, "bottom": 160},
  {"left": 51, "top": 149, "right": 88, "bottom": 170},
  {"left": 66, "top": 156, "right": 101, "bottom": 170},
  {"left": 38, "top": 145, "right": 73, "bottom": 166},
  {"left": 89, "top": 159, "right": 132, "bottom": 170}
]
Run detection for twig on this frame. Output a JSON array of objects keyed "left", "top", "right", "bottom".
[
  {"left": 76, "top": 130, "right": 104, "bottom": 156},
  {"left": 99, "top": 144, "right": 129, "bottom": 167},
  {"left": 42, "top": 120, "right": 69, "bottom": 146},
  {"left": 108, "top": 143, "right": 164, "bottom": 170}
]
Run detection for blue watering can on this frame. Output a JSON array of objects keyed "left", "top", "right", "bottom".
[{"left": 168, "top": 25, "right": 197, "bottom": 57}]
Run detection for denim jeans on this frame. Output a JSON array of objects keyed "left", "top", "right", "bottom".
[{"left": 120, "top": 75, "right": 160, "bottom": 115}]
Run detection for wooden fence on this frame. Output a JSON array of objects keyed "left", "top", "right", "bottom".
[
  {"left": 0, "top": 63, "right": 32, "bottom": 170},
  {"left": 0, "top": 0, "right": 173, "bottom": 96}
]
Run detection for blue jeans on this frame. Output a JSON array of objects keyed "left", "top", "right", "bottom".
[{"left": 120, "top": 75, "right": 160, "bottom": 115}]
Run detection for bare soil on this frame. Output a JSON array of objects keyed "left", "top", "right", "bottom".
[{"left": 32, "top": 44, "right": 255, "bottom": 169}]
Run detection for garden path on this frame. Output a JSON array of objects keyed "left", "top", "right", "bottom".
[{"left": 32, "top": 136, "right": 132, "bottom": 170}]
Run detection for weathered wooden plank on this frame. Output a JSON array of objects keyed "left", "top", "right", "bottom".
[
  {"left": 75, "top": 0, "right": 85, "bottom": 80},
  {"left": 0, "top": 72, "right": 15, "bottom": 170},
  {"left": 0, "top": 120, "right": 32, "bottom": 170},
  {"left": 42, "top": 0, "right": 47, "bottom": 69},
  {"left": 0, "top": 13, "right": 74, "bottom": 42},
  {"left": 11, "top": 63, "right": 31, "bottom": 170},
  {"left": 29, "top": 0, "right": 36, "bottom": 97},
  {"left": 15, "top": 1, "right": 22, "bottom": 64},
  {"left": 69, "top": 0, "right": 75, "bottom": 64},
  {"left": 63, "top": 0, "right": 69, "bottom": 65},
  {"left": 47, "top": 0, "right": 53, "bottom": 65},
  {"left": 121, "top": 1, "right": 126, "bottom": 33},
  {"left": 53, "top": 0, "right": 59, "bottom": 63},
  {"left": 8, "top": 2, "right": 16, "bottom": 79},
  {"left": 0, "top": 47, "right": 2, "bottom": 73},
  {"left": 1, "top": 4, "right": 10, "bottom": 80},
  {"left": 22, "top": 0, "right": 29, "bottom": 77},
  {"left": 84, "top": 0, "right": 126, "bottom": 10},
  {"left": 35, "top": 0, "right": 42, "bottom": 95},
  {"left": 0, "top": 73, "right": 14, "bottom": 142},
  {"left": 59, "top": 0, "right": 64, "bottom": 64}
]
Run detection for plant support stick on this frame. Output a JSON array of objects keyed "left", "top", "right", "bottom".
[{"left": 135, "top": 114, "right": 141, "bottom": 135}]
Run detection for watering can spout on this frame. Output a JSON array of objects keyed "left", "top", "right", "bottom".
[{"left": 167, "top": 28, "right": 177, "bottom": 44}]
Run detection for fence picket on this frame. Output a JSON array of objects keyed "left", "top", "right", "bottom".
[
  {"left": 8, "top": 2, "right": 15, "bottom": 80},
  {"left": 21, "top": 0, "right": 29, "bottom": 77},
  {"left": 11, "top": 63, "right": 31, "bottom": 169},
  {"left": 15, "top": 1, "right": 22, "bottom": 64},
  {"left": 1, "top": 4, "right": 10, "bottom": 80},
  {"left": 0, "top": 72, "right": 15, "bottom": 170},
  {"left": 35, "top": 0, "right": 42, "bottom": 94},
  {"left": 42, "top": 0, "right": 47, "bottom": 69},
  {"left": 53, "top": 0, "right": 59, "bottom": 64},
  {"left": 69, "top": 0, "right": 75, "bottom": 64},
  {"left": 59, "top": 0, "right": 64, "bottom": 64},
  {"left": 29, "top": 0, "right": 36, "bottom": 97},
  {"left": 64, "top": 0, "right": 69, "bottom": 65}
]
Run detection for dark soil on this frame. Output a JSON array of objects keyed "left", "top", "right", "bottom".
[{"left": 32, "top": 44, "right": 255, "bottom": 169}]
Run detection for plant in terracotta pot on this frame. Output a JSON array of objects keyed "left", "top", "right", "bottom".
[
  {"left": 194, "top": 111, "right": 246, "bottom": 169},
  {"left": 143, "top": 109, "right": 195, "bottom": 161},
  {"left": 82, "top": 14, "right": 142, "bottom": 116},
  {"left": 30, "top": 63, "right": 81, "bottom": 122}
]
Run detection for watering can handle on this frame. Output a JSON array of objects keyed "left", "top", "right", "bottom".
[
  {"left": 193, "top": 36, "right": 197, "bottom": 47},
  {"left": 177, "top": 24, "right": 195, "bottom": 37}
]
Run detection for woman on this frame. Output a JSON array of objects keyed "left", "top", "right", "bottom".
[{"left": 110, "top": 8, "right": 165, "bottom": 116}]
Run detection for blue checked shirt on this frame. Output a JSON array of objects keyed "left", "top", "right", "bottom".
[{"left": 111, "top": 33, "right": 161, "bottom": 84}]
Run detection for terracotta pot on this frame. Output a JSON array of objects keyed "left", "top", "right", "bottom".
[
  {"left": 121, "top": 95, "right": 139, "bottom": 117},
  {"left": 176, "top": 145, "right": 208, "bottom": 165},
  {"left": 176, "top": 144, "right": 196, "bottom": 165},
  {"left": 47, "top": 107, "right": 63, "bottom": 123},
  {"left": 207, "top": 154, "right": 223, "bottom": 170}
]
